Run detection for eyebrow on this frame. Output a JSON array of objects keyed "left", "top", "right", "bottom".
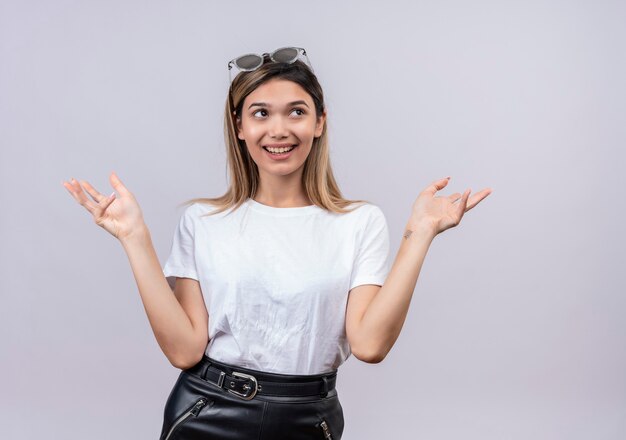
[{"left": 248, "top": 100, "right": 310, "bottom": 110}]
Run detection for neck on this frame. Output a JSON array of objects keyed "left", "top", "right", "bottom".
[{"left": 254, "top": 170, "right": 311, "bottom": 208}]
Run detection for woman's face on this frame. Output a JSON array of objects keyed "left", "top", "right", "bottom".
[{"left": 236, "top": 78, "right": 326, "bottom": 179}]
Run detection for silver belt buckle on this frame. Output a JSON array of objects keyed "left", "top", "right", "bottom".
[{"left": 227, "top": 371, "right": 258, "bottom": 400}]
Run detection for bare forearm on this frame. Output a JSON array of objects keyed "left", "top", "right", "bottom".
[
  {"left": 358, "top": 222, "right": 436, "bottom": 361},
  {"left": 120, "top": 226, "right": 198, "bottom": 368}
]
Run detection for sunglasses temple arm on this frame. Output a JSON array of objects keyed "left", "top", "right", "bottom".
[{"left": 303, "top": 53, "right": 314, "bottom": 71}]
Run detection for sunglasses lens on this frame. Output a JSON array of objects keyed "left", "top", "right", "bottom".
[
  {"left": 235, "top": 54, "right": 263, "bottom": 70},
  {"left": 272, "top": 47, "right": 299, "bottom": 63}
]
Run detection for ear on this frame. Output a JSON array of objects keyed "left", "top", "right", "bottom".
[
  {"left": 314, "top": 110, "right": 327, "bottom": 138},
  {"left": 234, "top": 111, "right": 245, "bottom": 140}
]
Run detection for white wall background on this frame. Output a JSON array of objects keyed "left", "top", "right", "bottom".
[{"left": 1, "top": 0, "right": 625, "bottom": 438}]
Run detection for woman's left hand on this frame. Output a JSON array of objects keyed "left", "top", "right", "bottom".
[{"left": 408, "top": 176, "right": 492, "bottom": 236}]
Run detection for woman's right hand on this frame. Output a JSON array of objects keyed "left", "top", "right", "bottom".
[{"left": 62, "top": 171, "right": 147, "bottom": 242}]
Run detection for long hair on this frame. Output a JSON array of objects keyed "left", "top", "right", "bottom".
[{"left": 180, "top": 55, "right": 370, "bottom": 217}]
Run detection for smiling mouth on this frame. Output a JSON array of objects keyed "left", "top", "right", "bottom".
[{"left": 263, "top": 145, "right": 297, "bottom": 154}]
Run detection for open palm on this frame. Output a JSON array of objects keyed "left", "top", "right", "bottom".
[
  {"left": 62, "top": 172, "right": 146, "bottom": 241},
  {"left": 411, "top": 177, "right": 492, "bottom": 235}
]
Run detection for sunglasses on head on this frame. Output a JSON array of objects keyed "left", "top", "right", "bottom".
[{"left": 227, "top": 47, "right": 313, "bottom": 83}]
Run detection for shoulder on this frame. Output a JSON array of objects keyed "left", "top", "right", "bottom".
[
  {"left": 184, "top": 201, "right": 220, "bottom": 219},
  {"left": 333, "top": 202, "right": 387, "bottom": 236},
  {"left": 177, "top": 202, "right": 201, "bottom": 222},
  {"left": 345, "top": 202, "right": 386, "bottom": 222}
]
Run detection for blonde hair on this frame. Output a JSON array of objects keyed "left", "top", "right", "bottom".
[{"left": 180, "top": 56, "right": 370, "bottom": 217}]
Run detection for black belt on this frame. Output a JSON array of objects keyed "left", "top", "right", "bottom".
[{"left": 185, "top": 355, "right": 337, "bottom": 400}]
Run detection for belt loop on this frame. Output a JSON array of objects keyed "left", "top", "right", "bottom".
[
  {"left": 201, "top": 362, "right": 210, "bottom": 381},
  {"left": 320, "top": 376, "right": 329, "bottom": 398}
]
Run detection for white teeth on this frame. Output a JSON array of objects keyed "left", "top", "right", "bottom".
[{"left": 265, "top": 145, "right": 295, "bottom": 153}]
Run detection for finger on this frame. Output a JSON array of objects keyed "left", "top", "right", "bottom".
[
  {"left": 426, "top": 176, "right": 451, "bottom": 196},
  {"left": 101, "top": 191, "right": 116, "bottom": 210},
  {"left": 457, "top": 188, "right": 471, "bottom": 219},
  {"left": 63, "top": 180, "right": 84, "bottom": 204},
  {"left": 67, "top": 178, "right": 99, "bottom": 214},
  {"left": 464, "top": 188, "right": 493, "bottom": 212},
  {"left": 80, "top": 179, "right": 107, "bottom": 204},
  {"left": 63, "top": 178, "right": 84, "bottom": 202},
  {"left": 109, "top": 171, "right": 130, "bottom": 196}
]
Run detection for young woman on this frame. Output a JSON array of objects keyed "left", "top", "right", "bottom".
[{"left": 62, "top": 46, "right": 492, "bottom": 439}]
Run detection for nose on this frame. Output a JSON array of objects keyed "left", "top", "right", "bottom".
[{"left": 268, "top": 115, "right": 289, "bottom": 139}]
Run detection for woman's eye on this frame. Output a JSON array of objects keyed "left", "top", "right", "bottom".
[{"left": 252, "top": 108, "right": 304, "bottom": 118}]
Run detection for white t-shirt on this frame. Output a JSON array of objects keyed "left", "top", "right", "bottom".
[{"left": 162, "top": 198, "right": 390, "bottom": 375}]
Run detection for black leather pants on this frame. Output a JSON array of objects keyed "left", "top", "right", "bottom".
[{"left": 159, "top": 355, "right": 345, "bottom": 439}]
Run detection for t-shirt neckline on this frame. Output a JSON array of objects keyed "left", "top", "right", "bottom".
[{"left": 245, "top": 198, "right": 324, "bottom": 216}]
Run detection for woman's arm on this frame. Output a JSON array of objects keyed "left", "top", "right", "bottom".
[
  {"left": 347, "top": 223, "right": 435, "bottom": 363},
  {"left": 121, "top": 226, "right": 208, "bottom": 369},
  {"left": 347, "top": 177, "right": 492, "bottom": 362},
  {"left": 63, "top": 173, "right": 207, "bottom": 369}
]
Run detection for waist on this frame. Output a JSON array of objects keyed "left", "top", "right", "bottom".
[
  {"left": 206, "top": 336, "right": 347, "bottom": 375},
  {"left": 184, "top": 354, "right": 338, "bottom": 399}
]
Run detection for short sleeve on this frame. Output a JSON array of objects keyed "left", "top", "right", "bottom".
[
  {"left": 163, "top": 205, "right": 199, "bottom": 291},
  {"left": 349, "top": 205, "right": 391, "bottom": 291}
]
